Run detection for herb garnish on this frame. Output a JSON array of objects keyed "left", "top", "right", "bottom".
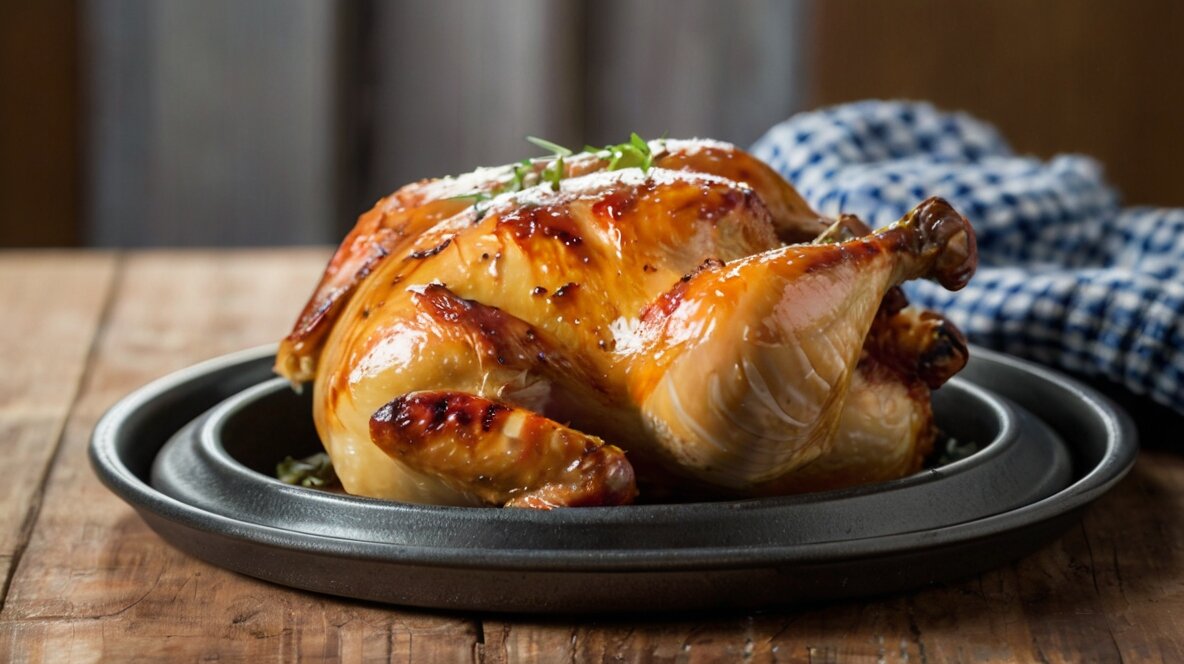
[
  {"left": 531, "top": 132, "right": 662, "bottom": 174},
  {"left": 587, "top": 132, "right": 663, "bottom": 173},
  {"left": 446, "top": 192, "right": 492, "bottom": 203},
  {"left": 507, "top": 158, "right": 533, "bottom": 193},
  {"left": 932, "top": 436, "right": 981, "bottom": 466},
  {"left": 526, "top": 136, "right": 574, "bottom": 157},
  {"left": 541, "top": 154, "right": 565, "bottom": 191},
  {"left": 277, "top": 452, "right": 338, "bottom": 488},
  {"left": 449, "top": 133, "right": 662, "bottom": 210}
]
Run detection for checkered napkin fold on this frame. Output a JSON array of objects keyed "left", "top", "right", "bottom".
[{"left": 751, "top": 100, "right": 1184, "bottom": 415}]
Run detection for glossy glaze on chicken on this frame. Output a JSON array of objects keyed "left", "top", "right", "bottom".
[{"left": 276, "top": 139, "right": 977, "bottom": 507}]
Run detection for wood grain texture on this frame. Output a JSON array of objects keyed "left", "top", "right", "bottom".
[
  {"left": 484, "top": 455, "right": 1184, "bottom": 663},
  {"left": 0, "top": 253, "right": 115, "bottom": 596},
  {"left": 0, "top": 250, "right": 478, "bottom": 662},
  {"left": 1, "top": 251, "right": 1182, "bottom": 663}
]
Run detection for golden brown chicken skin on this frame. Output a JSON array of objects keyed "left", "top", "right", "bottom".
[
  {"left": 276, "top": 140, "right": 826, "bottom": 383},
  {"left": 279, "top": 140, "right": 977, "bottom": 506}
]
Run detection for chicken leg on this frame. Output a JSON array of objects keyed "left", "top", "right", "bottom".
[{"left": 631, "top": 197, "right": 975, "bottom": 490}]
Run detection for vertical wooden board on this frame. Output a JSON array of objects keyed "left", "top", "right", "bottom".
[
  {"left": 364, "top": 0, "right": 585, "bottom": 202},
  {"left": 85, "top": 0, "right": 340, "bottom": 246},
  {"left": 0, "top": 4, "right": 81, "bottom": 246},
  {"left": 0, "top": 250, "right": 478, "bottom": 662},
  {"left": 585, "top": 0, "right": 806, "bottom": 148},
  {"left": 0, "top": 253, "right": 115, "bottom": 592},
  {"left": 806, "top": 0, "right": 1184, "bottom": 207}
]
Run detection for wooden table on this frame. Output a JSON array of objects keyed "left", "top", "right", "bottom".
[{"left": 1, "top": 250, "right": 1181, "bottom": 662}]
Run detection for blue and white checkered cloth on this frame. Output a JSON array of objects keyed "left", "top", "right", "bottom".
[{"left": 752, "top": 100, "right": 1184, "bottom": 414}]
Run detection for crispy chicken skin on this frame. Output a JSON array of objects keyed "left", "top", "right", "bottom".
[
  {"left": 277, "top": 140, "right": 977, "bottom": 507},
  {"left": 276, "top": 140, "right": 826, "bottom": 383}
]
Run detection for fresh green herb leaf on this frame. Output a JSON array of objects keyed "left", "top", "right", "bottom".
[
  {"left": 542, "top": 154, "right": 565, "bottom": 192},
  {"left": 590, "top": 133, "right": 657, "bottom": 173},
  {"left": 526, "top": 136, "right": 573, "bottom": 157},
  {"left": 277, "top": 452, "right": 338, "bottom": 488},
  {"left": 506, "top": 158, "right": 533, "bottom": 193},
  {"left": 447, "top": 192, "right": 492, "bottom": 203}
]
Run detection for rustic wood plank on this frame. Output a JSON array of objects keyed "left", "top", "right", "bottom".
[
  {"left": 486, "top": 455, "right": 1184, "bottom": 663},
  {"left": 0, "top": 252, "right": 116, "bottom": 598},
  {"left": 808, "top": 0, "right": 1184, "bottom": 208},
  {"left": 1076, "top": 451, "right": 1184, "bottom": 661},
  {"left": 0, "top": 250, "right": 479, "bottom": 662},
  {"left": 483, "top": 598, "right": 925, "bottom": 663},
  {"left": 887, "top": 454, "right": 1181, "bottom": 664}
]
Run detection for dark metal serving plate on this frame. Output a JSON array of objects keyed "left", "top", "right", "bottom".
[{"left": 90, "top": 346, "right": 1137, "bottom": 613}]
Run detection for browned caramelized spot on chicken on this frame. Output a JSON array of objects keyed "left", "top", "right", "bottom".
[
  {"left": 639, "top": 257, "right": 727, "bottom": 324},
  {"left": 654, "top": 141, "right": 829, "bottom": 243},
  {"left": 370, "top": 392, "right": 637, "bottom": 508},
  {"left": 590, "top": 189, "right": 637, "bottom": 221},
  {"left": 864, "top": 307, "right": 970, "bottom": 390},
  {"left": 409, "top": 283, "right": 609, "bottom": 395},
  {"left": 412, "top": 283, "right": 544, "bottom": 367},
  {"left": 498, "top": 205, "right": 587, "bottom": 248},
  {"left": 407, "top": 238, "right": 452, "bottom": 260}
]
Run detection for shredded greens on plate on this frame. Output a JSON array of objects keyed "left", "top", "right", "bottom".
[
  {"left": 277, "top": 452, "right": 338, "bottom": 488},
  {"left": 931, "top": 436, "right": 981, "bottom": 466}
]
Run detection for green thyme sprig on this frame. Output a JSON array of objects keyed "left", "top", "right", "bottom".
[
  {"left": 506, "top": 158, "right": 533, "bottom": 193},
  {"left": 541, "top": 155, "right": 565, "bottom": 191},
  {"left": 527, "top": 136, "right": 569, "bottom": 192},
  {"left": 526, "top": 136, "right": 573, "bottom": 157},
  {"left": 588, "top": 132, "right": 660, "bottom": 172},
  {"left": 446, "top": 192, "right": 492, "bottom": 204},
  {"left": 532, "top": 132, "right": 663, "bottom": 175},
  {"left": 449, "top": 133, "right": 662, "bottom": 210}
]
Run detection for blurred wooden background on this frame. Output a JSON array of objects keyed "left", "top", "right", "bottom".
[{"left": 2, "top": 0, "right": 1181, "bottom": 247}]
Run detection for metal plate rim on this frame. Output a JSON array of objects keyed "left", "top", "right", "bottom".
[{"left": 90, "top": 344, "right": 1138, "bottom": 573}]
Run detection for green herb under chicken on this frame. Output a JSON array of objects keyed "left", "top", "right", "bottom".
[
  {"left": 931, "top": 435, "right": 981, "bottom": 466},
  {"left": 277, "top": 452, "right": 338, "bottom": 488}
]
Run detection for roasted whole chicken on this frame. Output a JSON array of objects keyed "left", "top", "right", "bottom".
[{"left": 276, "top": 138, "right": 977, "bottom": 507}]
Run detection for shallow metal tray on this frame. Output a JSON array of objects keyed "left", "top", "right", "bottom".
[{"left": 90, "top": 346, "right": 1136, "bottom": 612}]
